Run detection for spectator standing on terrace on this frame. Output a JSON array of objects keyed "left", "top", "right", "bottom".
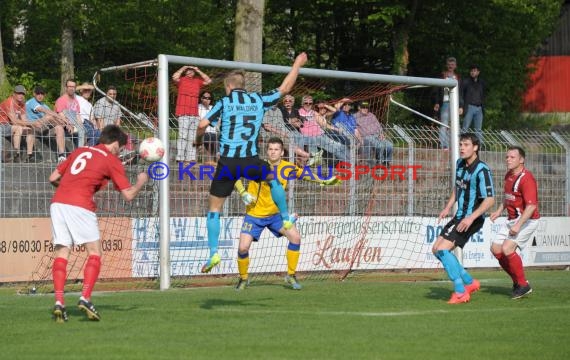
[
  {"left": 432, "top": 133, "right": 494, "bottom": 304},
  {"left": 172, "top": 65, "right": 212, "bottom": 165},
  {"left": 489, "top": 146, "right": 538, "bottom": 299},
  {"left": 92, "top": 86, "right": 123, "bottom": 129},
  {"left": 461, "top": 64, "right": 486, "bottom": 143},
  {"left": 0, "top": 85, "right": 38, "bottom": 163},
  {"left": 433, "top": 57, "right": 462, "bottom": 150},
  {"left": 198, "top": 90, "right": 218, "bottom": 164}
]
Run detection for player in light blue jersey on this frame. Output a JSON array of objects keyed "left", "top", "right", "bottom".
[
  {"left": 432, "top": 133, "right": 495, "bottom": 304},
  {"left": 195, "top": 52, "right": 308, "bottom": 273}
]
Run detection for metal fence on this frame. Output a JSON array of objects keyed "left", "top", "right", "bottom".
[{"left": 1, "top": 125, "right": 568, "bottom": 218}]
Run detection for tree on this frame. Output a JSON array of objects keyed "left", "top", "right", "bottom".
[
  {"left": 390, "top": 0, "right": 419, "bottom": 76},
  {"left": 234, "top": 0, "right": 264, "bottom": 92},
  {"left": 0, "top": 23, "right": 10, "bottom": 97}
]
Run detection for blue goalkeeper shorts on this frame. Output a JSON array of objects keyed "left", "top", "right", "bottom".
[{"left": 240, "top": 214, "right": 283, "bottom": 241}]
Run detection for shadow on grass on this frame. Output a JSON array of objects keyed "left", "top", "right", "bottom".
[
  {"left": 425, "top": 286, "right": 451, "bottom": 301},
  {"left": 200, "top": 297, "right": 274, "bottom": 310},
  {"left": 480, "top": 285, "right": 513, "bottom": 298},
  {"left": 53, "top": 303, "right": 138, "bottom": 322},
  {"left": 426, "top": 284, "right": 514, "bottom": 301}
]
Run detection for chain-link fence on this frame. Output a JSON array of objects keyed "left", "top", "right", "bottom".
[{"left": 1, "top": 125, "right": 568, "bottom": 217}]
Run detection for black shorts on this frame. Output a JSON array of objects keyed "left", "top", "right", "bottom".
[
  {"left": 441, "top": 216, "right": 485, "bottom": 248},
  {"left": 209, "top": 156, "right": 272, "bottom": 197}
]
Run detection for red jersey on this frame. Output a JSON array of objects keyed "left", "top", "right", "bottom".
[
  {"left": 174, "top": 77, "right": 204, "bottom": 116},
  {"left": 0, "top": 96, "right": 25, "bottom": 124},
  {"left": 51, "top": 144, "right": 131, "bottom": 212},
  {"left": 503, "top": 167, "right": 540, "bottom": 220}
]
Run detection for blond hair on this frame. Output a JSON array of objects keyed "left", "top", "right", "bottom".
[{"left": 224, "top": 70, "right": 246, "bottom": 89}]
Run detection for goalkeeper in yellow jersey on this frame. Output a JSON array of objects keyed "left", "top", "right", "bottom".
[{"left": 234, "top": 137, "right": 341, "bottom": 290}]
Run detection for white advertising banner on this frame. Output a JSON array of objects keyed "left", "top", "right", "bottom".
[{"left": 130, "top": 216, "right": 570, "bottom": 277}]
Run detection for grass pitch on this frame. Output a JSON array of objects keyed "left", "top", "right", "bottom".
[{"left": 1, "top": 269, "right": 569, "bottom": 360}]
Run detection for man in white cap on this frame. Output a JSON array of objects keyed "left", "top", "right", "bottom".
[{"left": 76, "top": 82, "right": 100, "bottom": 146}]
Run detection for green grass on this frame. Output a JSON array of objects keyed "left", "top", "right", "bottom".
[{"left": 2, "top": 269, "right": 569, "bottom": 360}]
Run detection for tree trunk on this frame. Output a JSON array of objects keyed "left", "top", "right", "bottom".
[
  {"left": 234, "top": 0, "right": 264, "bottom": 92},
  {"left": 60, "top": 22, "right": 74, "bottom": 94},
  {"left": 392, "top": 0, "right": 419, "bottom": 76},
  {"left": 0, "top": 25, "right": 9, "bottom": 95}
]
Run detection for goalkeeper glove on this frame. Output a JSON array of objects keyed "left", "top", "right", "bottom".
[
  {"left": 239, "top": 189, "right": 256, "bottom": 205},
  {"left": 320, "top": 176, "right": 341, "bottom": 187}
]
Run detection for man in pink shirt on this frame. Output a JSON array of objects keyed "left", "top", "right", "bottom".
[{"left": 54, "top": 79, "right": 81, "bottom": 147}]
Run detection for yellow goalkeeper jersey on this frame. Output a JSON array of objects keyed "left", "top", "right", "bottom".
[{"left": 246, "top": 160, "right": 302, "bottom": 217}]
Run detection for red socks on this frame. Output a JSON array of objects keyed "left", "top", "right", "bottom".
[
  {"left": 494, "top": 251, "right": 527, "bottom": 286},
  {"left": 52, "top": 257, "right": 68, "bottom": 305},
  {"left": 506, "top": 252, "right": 527, "bottom": 286},
  {"left": 82, "top": 255, "right": 101, "bottom": 300}
]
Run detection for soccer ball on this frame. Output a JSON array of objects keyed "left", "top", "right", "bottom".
[{"left": 138, "top": 137, "right": 165, "bottom": 162}]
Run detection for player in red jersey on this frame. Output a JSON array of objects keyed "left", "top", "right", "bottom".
[
  {"left": 490, "top": 146, "right": 540, "bottom": 299},
  {"left": 48, "top": 125, "right": 148, "bottom": 322}
]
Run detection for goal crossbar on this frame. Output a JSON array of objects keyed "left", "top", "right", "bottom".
[{"left": 151, "top": 54, "right": 461, "bottom": 290}]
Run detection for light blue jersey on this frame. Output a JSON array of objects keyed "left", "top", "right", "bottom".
[
  {"left": 206, "top": 88, "right": 281, "bottom": 158},
  {"left": 25, "top": 98, "right": 49, "bottom": 122}
]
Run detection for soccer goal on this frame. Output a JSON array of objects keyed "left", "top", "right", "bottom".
[{"left": 24, "top": 55, "right": 460, "bottom": 293}]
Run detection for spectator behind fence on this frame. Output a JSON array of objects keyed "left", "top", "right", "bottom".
[
  {"left": 55, "top": 79, "right": 82, "bottom": 147},
  {"left": 432, "top": 57, "right": 463, "bottom": 150},
  {"left": 315, "top": 99, "right": 350, "bottom": 145},
  {"left": 76, "top": 82, "right": 100, "bottom": 147},
  {"left": 0, "top": 85, "right": 37, "bottom": 163},
  {"left": 26, "top": 85, "right": 68, "bottom": 163},
  {"left": 172, "top": 65, "right": 212, "bottom": 165},
  {"left": 354, "top": 101, "right": 393, "bottom": 167},
  {"left": 461, "top": 64, "right": 486, "bottom": 143},
  {"left": 285, "top": 106, "right": 349, "bottom": 164},
  {"left": 331, "top": 98, "right": 362, "bottom": 144},
  {"left": 261, "top": 104, "right": 315, "bottom": 166},
  {"left": 93, "top": 86, "right": 123, "bottom": 129},
  {"left": 278, "top": 94, "right": 300, "bottom": 131},
  {"left": 198, "top": 90, "right": 218, "bottom": 165}
]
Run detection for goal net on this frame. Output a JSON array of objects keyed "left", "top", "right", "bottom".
[{"left": 20, "top": 56, "right": 459, "bottom": 293}]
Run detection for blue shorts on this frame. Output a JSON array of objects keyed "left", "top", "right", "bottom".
[{"left": 240, "top": 214, "right": 283, "bottom": 241}]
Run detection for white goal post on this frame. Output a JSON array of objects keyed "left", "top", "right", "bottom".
[{"left": 155, "top": 54, "right": 460, "bottom": 290}]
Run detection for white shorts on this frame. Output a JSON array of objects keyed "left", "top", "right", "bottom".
[
  {"left": 50, "top": 203, "right": 100, "bottom": 247},
  {"left": 492, "top": 218, "right": 539, "bottom": 250}
]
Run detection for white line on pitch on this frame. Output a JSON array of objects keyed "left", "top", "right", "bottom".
[{"left": 208, "top": 304, "right": 570, "bottom": 318}]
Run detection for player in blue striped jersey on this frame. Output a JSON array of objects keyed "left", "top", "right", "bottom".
[
  {"left": 195, "top": 52, "right": 308, "bottom": 273},
  {"left": 432, "top": 133, "right": 495, "bottom": 304}
]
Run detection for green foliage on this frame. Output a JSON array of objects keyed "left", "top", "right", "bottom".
[
  {"left": 0, "top": 0, "right": 564, "bottom": 130},
  {"left": 408, "top": 0, "right": 564, "bottom": 128},
  {"left": 6, "top": 69, "right": 37, "bottom": 93}
]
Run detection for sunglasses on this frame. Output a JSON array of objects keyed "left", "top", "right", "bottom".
[
  {"left": 303, "top": 102, "right": 313, "bottom": 105},
  {"left": 202, "top": 96, "right": 212, "bottom": 100}
]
